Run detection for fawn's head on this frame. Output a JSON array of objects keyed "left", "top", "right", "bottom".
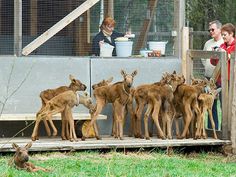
[
  {"left": 12, "top": 142, "right": 32, "bottom": 163},
  {"left": 121, "top": 70, "right": 138, "bottom": 88},
  {"left": 92, "top": 77, "right": 113, "bottom": 90},
  {"left": 69, "top": 75, "right": 87, "bottom": 91},
  {"left": 162, "top": 71, "right": 185, "bottom": 91}
]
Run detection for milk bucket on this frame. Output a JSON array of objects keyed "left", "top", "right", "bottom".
[
  {"left": 148, "top": 41, "right": 168, "bottom": 55},
  {"left": 115, "top": 41, "right": 133, "bottom": 57},
  {"left": 100, "top": 43, "right": 114, "bottom": 57}
]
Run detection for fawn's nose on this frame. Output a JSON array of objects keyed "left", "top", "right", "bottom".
[
  {"left": 23, "top": 156, "right": 29, "bottom": 162},
  {"left": 83, "top": 85, "right": 87, "bottom": 90}
]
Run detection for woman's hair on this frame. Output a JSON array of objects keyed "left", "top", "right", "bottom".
[
  {"left": 221, "top": 23, "right": 235, "bottom": 37},
  {"left": 100, "top": 17, "right": 116, "bottom": 30}
]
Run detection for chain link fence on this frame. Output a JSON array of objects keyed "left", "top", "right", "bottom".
[{"left": 0, "top": 0, "right": 175, "bottom": 56}]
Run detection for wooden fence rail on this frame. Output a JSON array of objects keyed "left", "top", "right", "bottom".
[{"left": 186, "top": 50, "right": 230, "bottom": 140}]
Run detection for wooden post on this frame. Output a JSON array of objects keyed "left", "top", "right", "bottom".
[
  {"left": 104, "top": 0, "right": 113, "bottom": 18},
  {"left": 78, "top": 12, "right": 88, "bottom": 56},
  {"left": 14, "top": 0, "right": 22, "bottom": 57},
  {"left": 231, "top": 53, "right": 236, "bottom": 153},
  {"left": 0, "top": 1, "right": 2, "bottom": 33},
  {"left": 173, "top": 0, "right": 185, "bottom": 58},
  {"left": 221, "top": 51, "right": 229, "bottom": 140},
  {"left": 134, "top": 0, "right": 158, "bottom": 54},
  {"left": 107, "top": 0, "right": 114, "bottom": 18},
  {"left": 30, "top": 0, "right": 37, "bottom": 36},
  {"left": 181, "top": 27, "right": 189, "bottom": 81},
  {"left": 22, "top": 0, "right": 100, "bottom": 56}
]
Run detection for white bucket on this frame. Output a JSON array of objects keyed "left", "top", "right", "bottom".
[
  {"left": 148, "top": 41, "right": 168, "bottom": 55},
  {"left": 115, "top": 41, "right": 133, "bottom": 57},
  {"left": 100, "top": 43, "right": 114, "bottom": 57}
]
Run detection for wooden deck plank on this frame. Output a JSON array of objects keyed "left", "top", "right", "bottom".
[
  {"left": 0, "top": 137, "right": 231, "bottom": 152},
  {"left": 0, "top": 113, "right": 107, "bottom": 121}
]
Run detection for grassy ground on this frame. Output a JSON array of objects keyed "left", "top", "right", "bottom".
[{"left": 0, "top": 149, "right": 236, "bottom": 177}]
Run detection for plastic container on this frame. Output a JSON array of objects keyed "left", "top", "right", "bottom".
[
  {"left": 100, "top": 43, "right": 114, "bottom": 57},
  {"left": 139, "top": 49, "right": 152, "bottom": 57},
  {"left": 147, "top": 41, "right": 168, "bottom": 55},
  {"left": 115, "top": 41, "right": 133, "bottom": 57}
]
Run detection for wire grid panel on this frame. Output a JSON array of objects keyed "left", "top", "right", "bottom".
[{"left": 0, "top": 0, "right": 175, "bottom": 56}]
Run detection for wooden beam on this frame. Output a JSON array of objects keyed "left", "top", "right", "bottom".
[
  {"left": 107, "top": 0, "right": 114, "bottom": 18},
  {"left": 30, "top": 0, "right": 37, "bottom": 36},
  {"left": 173, "top": 0, "right": 185, "bottom": 58},
  {"left": 181, "top": 27, "right": 189, "bottom": 80},
  {"left": 232, "top": 53, "right": 236, "bottom": 153},
  {"left": 22, "top": 0, "right": 100, "bottom": 56},
  {"left": 0, "top": 1, "right": 2, "bottom": 33},
  {"left": 77, "top": 12, "right": 88, "bottom": 56},
  {"left": 221, "top": 51, "right": 229, "bottom": 140},
  {"left": 0, "top": 113, "right": 107, "bottom": 121},
  {"left": 134, "top": 0, "right": 158, "bottom": 54},
  {"left": 14, "top": 0, "right": 22, "bottom": 57},
  {"left": 0, "top": 137, "right": 231, "bottom": 152},
  {"left": 87, "top": 10, "right": 91, "bottom": 44}
]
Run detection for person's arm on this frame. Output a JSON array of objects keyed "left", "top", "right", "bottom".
[
  {"left": 201, "top": 43, "right": 207, "bottom": 66},
  {"left": 210, "top": 58, "right": 219, "bottom": 66},
  {"left": 92, "top": 35, "right": 101, "bottom": 56}
]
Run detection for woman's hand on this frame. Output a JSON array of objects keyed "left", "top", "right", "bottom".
[
  {"left": 99, "top": 40, "right": 104, "bottom": 47},
  {"left": 124, "top": 32, "right": 135, "bottom": 38}
]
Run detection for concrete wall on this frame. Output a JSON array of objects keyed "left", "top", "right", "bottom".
[
  {"left": 0, "top": 56, "right": 181, "bottom": 137},
  {"left": 91, "top": 57, "right": 181, "bottom": 135}
]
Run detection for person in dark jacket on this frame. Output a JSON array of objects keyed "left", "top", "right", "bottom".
[{"left": 92, "top": 17, "right": 125, "bottom": 56}]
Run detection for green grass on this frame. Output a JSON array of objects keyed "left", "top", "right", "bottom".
[{"left": 0, "top": 150, "right": 236, "bottom": 177}]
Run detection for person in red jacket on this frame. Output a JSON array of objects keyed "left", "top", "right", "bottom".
[
  {"left": 210, "top": 23, "right": 235, "bottom": 86},
  {"left": 210, "top": 23, "right": 235, "bottom": 130}
]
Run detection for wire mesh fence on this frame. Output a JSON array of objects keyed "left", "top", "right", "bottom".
[
  {"left": 0, "top": 0, "right": 234, "bottom": 56},
  {"left": 0, "top": 0, "right": 175, "bottom": 56}
]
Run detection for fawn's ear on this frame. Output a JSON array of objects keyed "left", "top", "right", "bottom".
[
  {"left": 131, "top": 70, "right": 138, "bottom": 77},
  {"left": 12, "top": 143, "right": 19, "bottom": 149},
  {"left": 210, "top": 78, "right": 215, "bottom": 84},
  {"left": 107, "top": 76, "right": 113, "bottom": 83},
  {"left": 121, "top": 70, "right": 126, "bottom": 77},
  {"left": 25, "top": 142, "right": 32, "bottom": 149},
  {"left": 190, "top": 76, "right": 194, "bottom": 82},
  {"left": 69, "top": 74, "right": 75, "bottom": 82}
]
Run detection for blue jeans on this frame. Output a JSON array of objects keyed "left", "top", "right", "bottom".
[{"left": 207, "top": 84, "right": 222, "bottom": 130}]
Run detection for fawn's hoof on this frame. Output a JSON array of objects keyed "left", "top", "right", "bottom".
[
  {"left": 81, "top": 136, "right": 86, "bottom": 141},
  {"left": 160, "top": 135, "right": 166, "bottom": 140},
  {"left": 145, "top": 137, "right": 150, "bottom": 140},
  {"left": 52, "top": 132, "right": 57, "bottom": 137},
  {"left": 96, "top": 136, "right": 101, "bottom": 140},
  {"left": 139, "top": 135, "right": 144, "bottom": 139},
  {"left": 177, "top": 136, "right": 184, "bottom": 139},
  {"left": 61, "top": 136, "right": 67, "bottom": 140},
  {"left": 119, "top": 137, "right": 124, "bottom": 140},
  {"left": 31, "top": 137, "right": 37, "bottom": 141}
]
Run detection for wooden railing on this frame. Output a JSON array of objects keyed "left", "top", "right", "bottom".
[{"left": 186, "top": 50, "right": 231, "bottom": 140}]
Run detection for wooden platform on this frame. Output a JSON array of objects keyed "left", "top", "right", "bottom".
[
  {"left": 0, "top": 136, "right": 231, "bottom": 152},
  {"left": 0, "top": 113, "right": 107, "bottom": 121}
]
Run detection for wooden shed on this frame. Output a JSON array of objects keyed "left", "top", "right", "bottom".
[{"left": 0, "top": 0, "right": 235, "bottom": 153}]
